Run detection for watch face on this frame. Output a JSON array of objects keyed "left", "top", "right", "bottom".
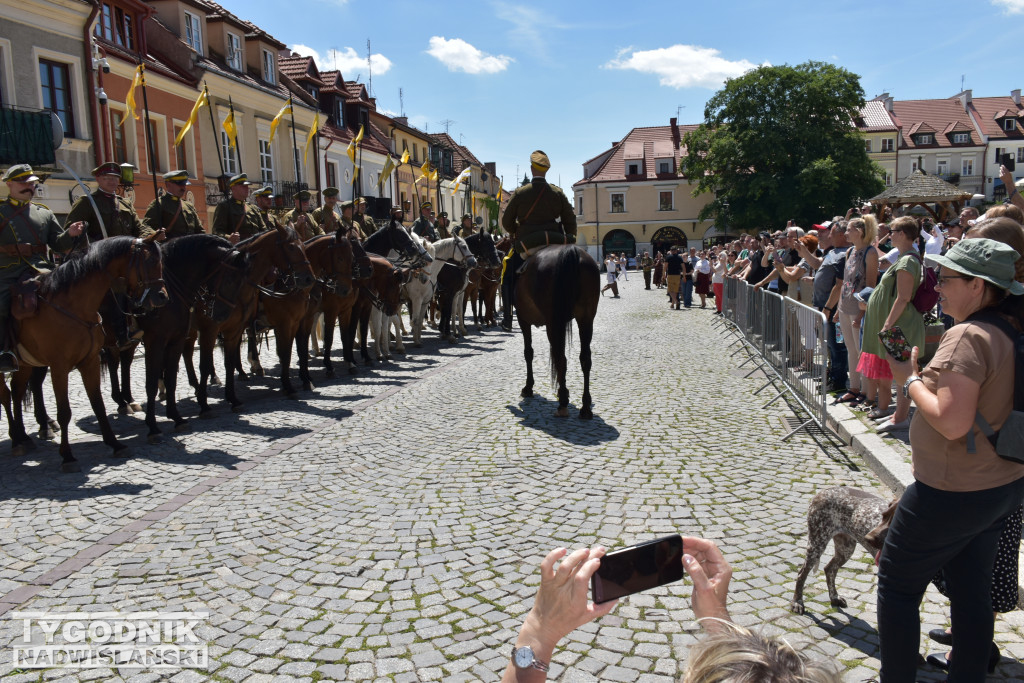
[{"left": 513, "top": 646, "right": 534, "bottom": 668}]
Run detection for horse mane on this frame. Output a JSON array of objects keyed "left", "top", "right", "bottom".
[
  {"left": 236, "top": 225, "right": 299, "bottom": 249},
  {"left": 42, "top": 236, "right": 140, "bottom": 296},
  {"left": 162, "top": 233, "right": 232, "bottom": 264}
]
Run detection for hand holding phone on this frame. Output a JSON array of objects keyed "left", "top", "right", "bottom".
[
  {"left": 591, "top": 535, "right": 684, "bottom": 604},
  {"left": 878, "top": 325, "right": 912, "bottom": 362}
]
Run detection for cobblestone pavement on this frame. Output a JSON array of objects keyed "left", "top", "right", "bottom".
[{"left": 0, "top": 278, "right": 1021, "bottom": 682}]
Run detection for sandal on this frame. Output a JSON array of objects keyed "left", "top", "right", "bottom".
[
  {"left": 866, "top": 407, "right": 891, "bottom": 420},
  {"left": 834, "top": 391, "right": 862, "bottom": 404}
]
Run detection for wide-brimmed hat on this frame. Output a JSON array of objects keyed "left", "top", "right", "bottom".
[{"left": 926, "top": 238, "right": 1024, "bottom": 295}]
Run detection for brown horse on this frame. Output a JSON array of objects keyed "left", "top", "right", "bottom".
[
  {"left": 347, "top": 256, "right": 410, "bottom": 366},
  {"left": 187, "top": 224, "right": 314, "bottom": 412},
  {"left": 5, "top": 235, "right": 166, "bottom": 471},
  {"left": 295, "top": 233, "right": 354, "bottom": 390},
  {"left": 515, "top": 245, "right": 600, "bottom": 418}
]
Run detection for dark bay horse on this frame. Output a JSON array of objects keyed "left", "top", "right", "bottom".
[
  {"left": 5, "top": 235, "right": 166, "bottom": 470},
  {"left": 515, "top": 245, "right": 600, "bottom": 418},
  {"left": 140, "top": 234, "right": 248, "bottom": 440},
  {"left": 187, "top": 224, "right": 313, "bottom": 412},
  {"left": 462, "top": 232, "right": 501, "bottom": 329},
  {"left": 296, "top": 232, "right": 355, "bottom": 388},
  {"left": 348, "top": 256, "right": 410, "bottom": 366}
]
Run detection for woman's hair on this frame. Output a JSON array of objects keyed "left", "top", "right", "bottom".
[
  {"left": 890, "top": 215, "right": 920, "bottom": 241},
  {"left": 967, "top": 217, "right": 1024, "bottom": 328},
  {"left": 798, "top": 234, "right": 818, "bottom": 252},
  {"left": 985, "top": 203, "right": 1024, "bottom": 225},
  {"left": 684, "top": 621, "right": 841, "bottom": 683},
  {"left": 848, "top": 215, "right": 878, "bottom": 244}
]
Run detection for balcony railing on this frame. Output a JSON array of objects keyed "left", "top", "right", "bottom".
[
  {"left": 204, "top": 178, "right": 309, "bottom": 209},
  {"left": 0, "top": 105, "right": 56, "bottom": 166}
]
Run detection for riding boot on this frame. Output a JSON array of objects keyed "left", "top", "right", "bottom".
[
  {"left": 0, "top": 316, "right": 18, "bottom": 373},
  {"left": 500, "top": 269, "right": 514, "bottom": 331}
]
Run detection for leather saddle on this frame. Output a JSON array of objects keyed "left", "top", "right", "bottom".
[{"left": 11, "top": 271, "right": 41, "bottom": 320}]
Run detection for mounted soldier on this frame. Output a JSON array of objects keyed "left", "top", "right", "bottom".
[
  {"left": 142, "top": 170, "right": 204, "bottom": 240},
  {"left": 0, "top": 165, "right": 84, "bottom": 371},
  {"left": 251, "top": 185, "right": 279, "bottom": 232},
  {"left": 499, "top": 150, "right": 576, "bottom": 330},
  {"left": 353, "top": 197, "right": 373, "bottom": 238},
  {"left": 411, "top": 201, "right": 438, "bottom": 242},
  {"left": 213, "top": 173, "right": 262, "bottom": 244},
  {"left": 453, "top": 213, "right": 475, "bottom": 238},
  {"left": 311, "top": 187, "right": 341, "bottom": 233},
  {"left": 284, "top": 189, "right": 323, "bottom": 241},
  {"left": 436, "top": 211, "right": 451, "bottom": 240}
]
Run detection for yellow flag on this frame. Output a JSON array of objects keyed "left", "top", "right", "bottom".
[
  {"left": 377, "top": 155, "right": 396, "bottom": 189},
  {"left": 346, "top": 124, "right": 365, "bottom": 164},
  {"left": 420, "top": 160, "right": 432, "bottom": 178},
  {"left": 120, "top": 65, "right": 144, "bottom": 126},
  {"left": 353, "top": 124, "right": 364, "bottom": 145},
  {"left": 174, "top": 87, "right": 208, "bottom": 146},
  {"left": 303, "top": 112, "right": 320, "bottom": 165},
  {"left": 222, "top": 109, "right": 238, "bottom": 149},
  {"left": 269, "top": 98, "right": 292, "bottom": 144},
  {"left": 451, "top": 167, "right": 471, "bottom": 195},
  {"left": 400, "top": 148, "right": 410, "bottom": 165}
]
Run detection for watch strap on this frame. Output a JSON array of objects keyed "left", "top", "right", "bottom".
[{"left": 903, "top": 375, "right": 923, "bottom": 398}]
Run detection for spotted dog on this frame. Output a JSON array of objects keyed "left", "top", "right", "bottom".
[{"left": 790, "top": 486, "right": 897, "bottom": 615}]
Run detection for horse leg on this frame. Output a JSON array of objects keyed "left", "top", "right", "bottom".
[
  {"left": 546, "top": 324, "right": 570, "bottom": 417},
  {"left": 119, "top": 349, "right": 141, "bottom": 413},
  {"left": 578, "top": 317, "right": 594, "bottom": 420},
  {"left": 322, "top": 314, "right": 337, "bottom": 378},
  {"left": 0, "top": 374, "right": 18, "bottom": 448},
  {"left": 296, "top": 322, "right": 314, "bottom": 393},
  {"left": 106, "top": 349, "right": 129, "bottom": 415},
  {"left": 143, "top": 341, "right": 164, "bottom": 441},
  {"left": 164, "top": 346, "right": 189, "bottom": 431},
  {"left": 342, "top": 311, "right": 359, "bottom": 374},
  {"left": 276, "top": 327, "right": 297, "bottom": 398},
  {"left": 247, "top": 325, "right": 264, "bottom": 378},
  {"left": 520, "top": 323, "right": 534, "bottom": 398},
  {"left": 9, "top": 369, "right": 34, "bottom": 456},
  {"left": 31, "top": 367, "right": 57, "bottom": 440},
  {"left": 391, "top": 314, "right": 405, "bottom": 355},
  {"left": 184, "top": 332, "right": 200, "bottom": 390},
  {"left": 195, "top": 333, "right": 214, "bottom": 415},
  {"left": 222, "top": 336, "right": 244, "bottom": 410},
  {"left": 78, "top": 358, "right": 126, "bottom": 458},
  {"left": 359, "top": 309, "right": 373, "bottom": 366}
]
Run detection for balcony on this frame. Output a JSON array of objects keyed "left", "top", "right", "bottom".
[
  {"left": 204, "top": 178, "right": 309, "bottom": 208},
  {"left": 935, "top": 173, "right": 983, "bottom": 195},
  {"left": 0, "top": 106, "right": 56, "bottom": 166}
]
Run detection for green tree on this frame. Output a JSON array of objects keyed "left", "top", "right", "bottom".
[{"left": 681, "top": 61, "right": 884, "bottom": 231}]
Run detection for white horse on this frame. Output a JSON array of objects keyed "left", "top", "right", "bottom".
[
  {"left": 432, "top": 236, "right": 476, "bottom": 342},
  {"left": 402, "top": 232, "right": 439, "bottom": 348}
]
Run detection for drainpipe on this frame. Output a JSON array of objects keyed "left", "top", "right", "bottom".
[{"left": 82, "top": 0, "right": 103, "bottom": 167}]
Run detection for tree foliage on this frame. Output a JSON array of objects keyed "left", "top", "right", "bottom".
[{"left": 681, "top": 61, "right": 885, "bottom": 231}]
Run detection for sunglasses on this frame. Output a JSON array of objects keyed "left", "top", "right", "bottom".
[{"left": 936, "top": 274, "right": 973, "bottom": 285}]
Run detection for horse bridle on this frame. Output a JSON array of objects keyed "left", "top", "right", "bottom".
[
  {"left": 315, "top": 238, "right": 351, "bottom": 294},
  {"left": 251, "top": 233, "right": 312, "bottom": 298},
  {"left": 439, "top": 237, "right": 475, "bottom": 271},
  {"left": 112, "top": 239, "right": 165, "bottom": 309}
]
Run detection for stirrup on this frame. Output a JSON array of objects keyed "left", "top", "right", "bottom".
[{"left": 0, "top": 351, "right": 19, "bottom": 373}]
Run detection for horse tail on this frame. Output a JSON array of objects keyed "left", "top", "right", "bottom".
[{"left": 549, "top": 246, "right": 580, "bottom": 387}]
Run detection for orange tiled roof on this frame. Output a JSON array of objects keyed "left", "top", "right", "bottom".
[
  {"left": 968, "top": 96, "right": 1024, "bottom": 140},
  {"left": 891, "top": 98, "right": 981, "bottom": 149},
  {"left": 574, "top": 123, "right": 697, "bottom": 186},
  {"left": 278, "top": 55, "right": 323, "bottom": 86}
]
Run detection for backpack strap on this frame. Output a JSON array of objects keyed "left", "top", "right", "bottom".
[{"left": 966, "top": 311, "right": 1020, "bottom": 453}]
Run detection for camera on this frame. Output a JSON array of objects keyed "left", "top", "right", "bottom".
[{"left": 95, "top": 87, "right": 108, "bottom": 106}]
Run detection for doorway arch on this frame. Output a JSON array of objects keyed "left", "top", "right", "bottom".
[
  {"left": 650, "top": 226, "right": 687, "bottom": 256},
  {"left": 602, "top": 229, "right": 636, "bottom": 258}
]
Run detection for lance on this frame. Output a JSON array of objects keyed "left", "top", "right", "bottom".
[
  {"left": 203, "top": 83, "right": 224, "bottom": 176},
  {"left": 289, "top": 101, "right": 301, "bottom": 185},
  {"left": 136, "top": 62, "right": 160, "bottom": 205}
]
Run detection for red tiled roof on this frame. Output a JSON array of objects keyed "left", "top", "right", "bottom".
[
  {"left": 318, "top": 70, "right": 344, "bottom": 94},
  {"left": 969, "top": 96, "right": 1024, "bottom": 140},
  {"left": 856, "top": 100, "right": 898, "bottom": 133},
  {"left": 193, "top": 0, "right": 285, "bottom": 47},
  {"left": 278, "top": 55, "right": 323, "bottom": 86},
  {"left": 891, "top": 98, "right": 982, "bottom": 149},
  {"left": 428, "top": 132, "right": 483, "bottom": 174},
  {"left": 342, "top": 82, "right": 368, "bottom": 102},
  {"left": 574, "top": 123, "right": 696, "bottom": 186}
]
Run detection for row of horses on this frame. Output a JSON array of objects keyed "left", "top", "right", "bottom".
[{"left": 2, "top": 222, "right": 504, "bottom": 472}]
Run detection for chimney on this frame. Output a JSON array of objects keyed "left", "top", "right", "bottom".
[
  {"left": 1013, "top": 89, "right": 1021, "bottom": 106},
  {"left": 670, "top": 117, "right": 677, "bottom": 127},
  {"left": 884, "top": 95, "right": 894, "bottom": 112},
  {"left": 959, "top": 89, "right": 972, "bottom": 110}
]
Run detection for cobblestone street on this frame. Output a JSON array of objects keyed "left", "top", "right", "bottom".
[{"left": 0, "top": 278, "right": 1021, "bottom": 682}]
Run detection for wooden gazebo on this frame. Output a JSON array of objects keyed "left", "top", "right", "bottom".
[{"left": 869, "top": 170, "right": 973, "bottom": 221}]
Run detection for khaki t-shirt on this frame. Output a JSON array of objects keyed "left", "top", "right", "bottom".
[{"left": 910, "top": 320, "right": 1024, "bottom": 491}]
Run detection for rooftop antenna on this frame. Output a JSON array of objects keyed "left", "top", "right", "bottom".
[
  {"left": 459, "top": 133, "right": 464, "bottom": 145},
  {"left": 440, "top": 119, "right": 455, "bottom": 134},
  {"left": 399, "top": 87, "right": 404, "bottom": 117},
  {"left": 330, "top": 46, "right": 339, "bottom": 70},
  {"left": 367, "top": 39, "right": 372, "bottom": 97},
  {"left": 676, "top": 105, "right": 685, "bottom": 119}
]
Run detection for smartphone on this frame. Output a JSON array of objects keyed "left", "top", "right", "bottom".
[
  {"left": 878, "top": 326, "right": 912, "bottom": 362},
  {"left": 591, "top": 534, "right": 684, "bottom": 604},
  {"left": 1003, "top": 153, "right": 1016, "bottom": 173}
]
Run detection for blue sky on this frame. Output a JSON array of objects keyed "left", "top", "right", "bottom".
[{"left": 221, "top": 0, "right": 1023, "bottom": 193}]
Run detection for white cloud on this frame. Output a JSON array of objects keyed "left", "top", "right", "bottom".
[
  {"left": 426, "top": 37, "right": 512, "bottom": 74},
  {"left": 993, "top": 0, "right": 1024, "bottom": 12},
  {"left": 605, "top": 44, "right": 761, "bottom": 89},
  {"left": 289, "top": 44, "right": 393, "bottom": 76}
]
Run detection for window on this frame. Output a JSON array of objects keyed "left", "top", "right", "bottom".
[
  {"left": 864, "top": 139, "right": 872, "bottom": 153},
  {"left": 221, "top": 131, "right": 237, "bottom": 174},
  {"left": 953, "top": 133, "right": 970, "bottom": 144},
  {"left": 227, "top": 33, "right": 242, "bottom": 71},
  {"left": 962, "top": 159, "right": 974, "bottom": 176},
  {"left": 881, "top": 138, "right": 894, "bottom": 152},
  {"left": 110, "top": 111, "right": 127, "bottom": 162},
  {"left": 627, "top": 163, "right": 639, "bottom": 175},
  {"left": 306, "top": 85, "right": 318, "bottom": 99},
  {"left": 658, "top": 161, "right": 670, "bottom": 174},
  {"left": 262, "top": 49, "right": 275, "bottom": 84},
  {"left": 659, "top": 191, "right": 673, "bottom": 211},
  {"left": 1005, "top": 119, "right": 1017, "bottom": 132},
  {"left": 39, "top": 59, "right": 75, "bottom": 137},
  {"left": 911, "top": 160, "right": 919, "bottom": 173},
  {"left": 610, "top": 192, "right": 624, "bottom": 213},
  {"left": 184, "top": 12, "right": 202, "bottom": 55},
  {"left": 95, "top": 3, "right": 136, "bottom": 50},
  {"left": 1017, "top": 147, "right": 1024, "bottom": 163},
  {"left": 259, "top": 139, "right": 273, "bottom": 182},
  {"left": 917, "top": 134, "right": 934, "bottom": 145},
  {"left": 936, "top": 160, "right": 949, "bottom": 176},
  {"left": 885, "top": 172, "right": 893, "bottom": 186},
  {"left": 147, "top": 118, "right": 162, "bottom": 173},
  {"left": 576, "top": 197, "right": 582, "bottom": 215},
  {"left": 174, "top": 126, "right": 187, "bottom": 170},
  {"left": 326, "top": 162, "right": 337, "bottom": 189}
]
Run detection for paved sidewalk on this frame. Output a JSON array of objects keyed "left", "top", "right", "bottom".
[{"left": 0, "top": 282, "right": 1020, "bottom": 681}]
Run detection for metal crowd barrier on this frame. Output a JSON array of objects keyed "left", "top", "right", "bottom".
[{"left": 720, "top": 280, "right": 829, "bottom": 440}]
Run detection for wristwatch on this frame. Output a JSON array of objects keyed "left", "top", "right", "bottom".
[
  {"left": 902, "top": 375, "right": 923, "bottom": 398},
  {"left": 512, "top": 645, "right": 549, "bottom": 672}
]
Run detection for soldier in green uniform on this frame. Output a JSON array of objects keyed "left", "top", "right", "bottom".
[
  {"left": 436, "top": 211, "right": 451, "bottom": 240},
  {"left": 453, "top": 213, "right": 474, "bottom": 238},
  {"left": 65, "top": 162, "right": 146, "bottom": 241},
  {"left": 335, "top": 200, "right": 365, "bottom": 242},
  {"left": 0, "top": 165, "right": 84, "bottom": 371},
  {"left": 142, "top": 169, "right": 204, "bottom": 240},
  {"left": 499, "top": 150, "right": 577, "bottom": 330},
  {"left": 251, "top": 186, "right": 279, "bottom": 233},
  {"left": 212, "top": 173, "right": 262, "bottom": 245},
  {"left": 640, "top": 251, "right": 654, "bottom": 289},
  {"left": 311, "top": 187, "right": 340, "bottom": 233},
  {"left": 411, "top": 201, "right": 438, "bottom": 242},
  {"left": 353, "top": 197, "right": 373, "bottom": 238},
  {"left": 283, "top": 190, "right": 322, "bottom": 241}
]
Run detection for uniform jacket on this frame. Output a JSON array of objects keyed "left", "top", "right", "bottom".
[
  {"left": 353, "top": 213, "right": 372, "bottom": 239},
  {"left": 283, "top": 208, "right": 323, "bottom": 241},
  {"left": 0, "top": 199, "right": 76, "bottom": 276},
  {"left": 411, "top": 216, "right": 437, "bottom": 241},
  {"left": 65, "top": 190, "right": 145, "bottom": 241},
  {"left": 143, "top": 194, "right": 204, "bottom": 239},
  {"left": 501, "top": 178, "right": 576, "bottom": 242},
  {"left": 212, "top": 198, "right": 263, "bottom": 240}
]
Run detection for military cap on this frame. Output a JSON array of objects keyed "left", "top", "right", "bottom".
[
  {"left": 3, "top": 164, "right": 40, "bottom": 183},
  {"left": 163, "top": 169, "right": 191, "bottom": 183},
  {"left": 228, "top": 173, "right": 252, "bottom": 187},
  {"left": 293, "top": 189, "right": 313, "bottom": 201},
  {"left": 357, "top": 197, "right": 368, "bottom": 205},
  {"left": 253, "top": 186, "right": 274, "bottom": 198},
  {"left": 339, "top": 199, "right": 354, "bottom": 210},
  {"left": 322, "top": 187, "right": 340, "bottom": 198},
  {"left": 390, "top": 205, "right": 404, "bottom": 215},
  {"left": 92, "top": 162, "right": 122, "bottom": 177},
  {"left": 437, "top": 211, "right": 448, "bottom": 218},
  {"left": 461, "top": 213, "right": 473, "bottom": 222},
  {"left": 420, "top": 201, "right": 432, "bottom": 210},
  {"left": 530, "top": 150, "right": 551, "bottom": 170}
]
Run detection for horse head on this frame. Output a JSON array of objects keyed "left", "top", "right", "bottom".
[
  {"left": 465, "top": 232, "right": 500, "bottom": 268},
  {"left": 452, "top": 236, "right": 478, "bottom": 270},
  {"left": 367, "top": 222, "right": 432, "bottom": 267},
  {"left": 272, "top": 223, "right": 315, "bottom": 291},
  {"left": 321, "top": 233, "right": 354, "bottom": 297},
  {"left": 126, "top": 235, "right": 168, "bottom": 310}
]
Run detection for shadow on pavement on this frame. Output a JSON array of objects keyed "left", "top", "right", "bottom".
[{"left": 507, "top": 396, "right": 619, "bottom": 445}]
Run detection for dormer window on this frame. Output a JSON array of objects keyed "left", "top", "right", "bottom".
[
  {"left": 306, "top": 86, "right": 318, "bottom": 99},
  {"left": 917, "top": 134, "right": 934, "bottom": 145},
  {"left": 657, "top": 161, "right": 671, "bottom": 174},
  {"left": 953, "top": 132, "right": 970, "bottom": 144},
  {"left": 1005, "top": 119, "right": 1017, "bottom": 132},
  {"left": 95, "top": 2, "right": 137, "bottom": 50},
  {"left": 227, "top": 33, "right": 242, "bottom": 71},
  {"left": 184, "top": 11, "right": 202, "bottom": 55},
  {"left": 334, "top": 100, "right": 344, "bottom": 126},
  {"left": 262, "top": 49, "right": 275, "bottom": 84},
  {"left": 627, "top": 163, "right": 640, "bottom": 175}
]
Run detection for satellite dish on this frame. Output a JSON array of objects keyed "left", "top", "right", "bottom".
[
  {"left": 480, "top": 171, "right": 489, "bottom": 181},
  {"left": 50, "top": 111, "right": 65, "bottom": 150}
]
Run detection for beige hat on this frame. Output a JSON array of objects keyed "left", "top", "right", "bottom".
[{"left": 530, "top": 150, "right": 550, "bottom": 170}]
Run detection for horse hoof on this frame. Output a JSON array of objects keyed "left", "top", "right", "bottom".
[
  {"left": 147, "top": 434, "right": 162, "bottom": 445},
  {"left": 38, "top": 428, "right": 56, "bottom": 441},
  {"left": 302, "top": 383, "right": 314, "bottom": 392},
  {"left": 579, "top": 408, "right": 594, "bottom": 420},
  {"left": 255, "top": 368, "right": 265, "bottom": 378},
  {"left": 10, "top": 444, "right": 26, "bottom": 458},
  {"left": 61, "top": 461, "right": 81, "bottom": 473},
  {"left": 117, "top": 405, "right": 132, "bottom": 416},
  {"left": 231, "top": 403, "right": 245, "bottom": 413},
  {"left": 521, "top": 388, "right": 533, "bottom": 398},
  {"left": 47, "top": 419, "right": 60, "bottom": 432},
  {"left": 325, "top": 369, "right": 336, "bottom": 379},
  {"left": 555, "top": 407, "right": 569, "bottom": 418},
  {"left": 129, "top": 403, "right": 143, "bottom": 414},
  {"left": 236, "top": 371, "right": 249, "bottom": 382},
  {"left": 209, "top": 376, "right": 221, "bottom": 386},
  {"left": 111, "top": 446, "right": 131, "bottom": 458},
  {"left": 174, "top": 420, "right": 191, "bottom": 433}
]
